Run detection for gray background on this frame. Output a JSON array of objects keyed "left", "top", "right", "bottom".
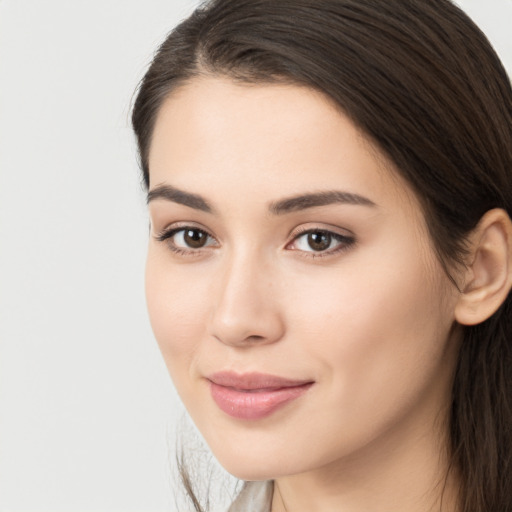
[{"left": 0, "top": 1, "right": 511, "bottom": 511}]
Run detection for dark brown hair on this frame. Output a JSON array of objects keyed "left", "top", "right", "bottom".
[{"left": 132, "top": 1, "right": 512, "bottom": 510}]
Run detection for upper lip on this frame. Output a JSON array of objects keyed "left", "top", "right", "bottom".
[{"left": 207, "top": 371, "right": 314, "bottom": 390}]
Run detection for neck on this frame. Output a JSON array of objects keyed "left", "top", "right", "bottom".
[{"left": 271, "top": 407, "right": 460, "bottom": 512}]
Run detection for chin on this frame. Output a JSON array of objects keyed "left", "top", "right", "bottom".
[
  {"left": 221, "top": 463, "right": 284, "bottom": 482},
  {"left": 210, "top": 445, "right": 302, "bottom": 482},
  {"left": 225, "top": 467, "right": 273, "bottom": 482}
]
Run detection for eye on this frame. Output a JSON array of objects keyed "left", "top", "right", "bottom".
[
  {"left": 288, "top": 229, "right": 355, "bottom": 255},
  {"left": 156, "top": 226, "right": 218, "bottom": 252},
  {"left": 174, "top": 228, "right": 212, "bottom": 249}
]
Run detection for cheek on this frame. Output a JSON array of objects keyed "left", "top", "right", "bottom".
[
  {"left": 285, "top": 243, "right": 456, "bottom": 402},
  {"left": 264, "top": 255, "right": 457, "bottom": 469},
  {"left": 145, "top": 252, "right": 210, "bottom": 375}
]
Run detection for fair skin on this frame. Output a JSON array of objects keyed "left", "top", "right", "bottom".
[{"left": 145, "top": 77, "right": 512, "bottom": 512}]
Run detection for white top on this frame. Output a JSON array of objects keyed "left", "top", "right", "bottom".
[{"left": 227, "top": 481, "right": 273, "bottom": 512}]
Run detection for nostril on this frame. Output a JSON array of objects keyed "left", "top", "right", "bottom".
[{"left": 246, "top": 335, "right": 265, "bottom": 342}]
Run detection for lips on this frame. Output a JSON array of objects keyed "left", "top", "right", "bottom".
[{"left": 207, "top": 371, "right": 314, "bottom": 420}]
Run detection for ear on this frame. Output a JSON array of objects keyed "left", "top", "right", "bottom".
[{"left": 455, "top": 208, "right": 512, "bottom": 326}]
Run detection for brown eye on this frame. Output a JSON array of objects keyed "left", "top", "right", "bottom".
[
  {"left": 183, "top": 229, "right": 208, "bottom": 248},
  {"left": 307, "top": 232, "right": 332, "bottom": 251},
  {"left": 157, "top": 226, "right": 217, "bottom": 252},
  {"left": 289, "top": 229, "right": 355, "bottom": 256}
]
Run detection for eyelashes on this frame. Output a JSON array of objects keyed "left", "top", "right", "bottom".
[
  {"left": 286, "top": 228, "right": 355, "bottom": 257},
  {"left": 156, "top": 226, "right": 218, "bottom": 255},
  {"left": 155, "top": 225, "right": 356, "bottom": 259}
]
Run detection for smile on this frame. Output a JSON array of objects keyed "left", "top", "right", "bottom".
[{"left": 207, "top": 372, "right": 314, "bottom": 420}]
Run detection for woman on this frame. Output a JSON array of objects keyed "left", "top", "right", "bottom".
[{"left": 132, "top": 1, "right": 512, "bottom": 510}]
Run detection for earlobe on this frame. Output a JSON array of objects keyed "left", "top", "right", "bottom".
[{"left": 455, "top": 208, "right": 512, "bottom": 326}]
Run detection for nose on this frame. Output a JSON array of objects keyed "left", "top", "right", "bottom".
[{"left": 208, "top": 251, "right": 285, "bottom": 348}]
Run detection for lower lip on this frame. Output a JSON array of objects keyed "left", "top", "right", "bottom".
[{"left": 209, "top": 381, "right": 313, "bottom": 420}]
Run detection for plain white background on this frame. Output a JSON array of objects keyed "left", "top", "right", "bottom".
[{"left": 0, "top": 1, "right": 511, "bottom": 511}]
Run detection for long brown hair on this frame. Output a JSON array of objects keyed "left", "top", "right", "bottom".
[{"left": 132, "top": 1, "right": 512, "bottom": 510}]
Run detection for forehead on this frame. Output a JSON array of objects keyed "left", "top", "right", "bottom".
[{"left": 148, "top": 76, "right": 420, "bottom": 215}]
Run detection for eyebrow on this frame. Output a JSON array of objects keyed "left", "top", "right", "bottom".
[
  {"left": 147, "top": 184, "right": 213, "bottom": 213},
  {"left": 269, "top": 190, "right": 376, "bottom": 214},
  {"left": 147, "top": 184, "right": 376, "bottom": 214}
]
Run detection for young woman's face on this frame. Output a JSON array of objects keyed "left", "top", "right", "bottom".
[{"left": 146, "top": 77, "right": 461, "bottom": 481}]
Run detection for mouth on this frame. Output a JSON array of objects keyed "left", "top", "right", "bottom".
[{"left": 207, "top": 371, "right": 314, "bottom": 420}]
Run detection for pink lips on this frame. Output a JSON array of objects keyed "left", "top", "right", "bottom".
[{"left": 207, "top": 371, "right": 314, "bottom": 420}]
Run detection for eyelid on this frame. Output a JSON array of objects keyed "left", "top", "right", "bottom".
[
  {"left": 154, "top": 221, "right": 214, "bottom": 240},
  {"left": 154, "top": 222, "right": 219, "bottom": 255},
  {"left": 286, "top": 225, "right": 356, "bottom": 258},
  {"left": 289, "top": 223, "right": 354, "bottom": 239}
]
